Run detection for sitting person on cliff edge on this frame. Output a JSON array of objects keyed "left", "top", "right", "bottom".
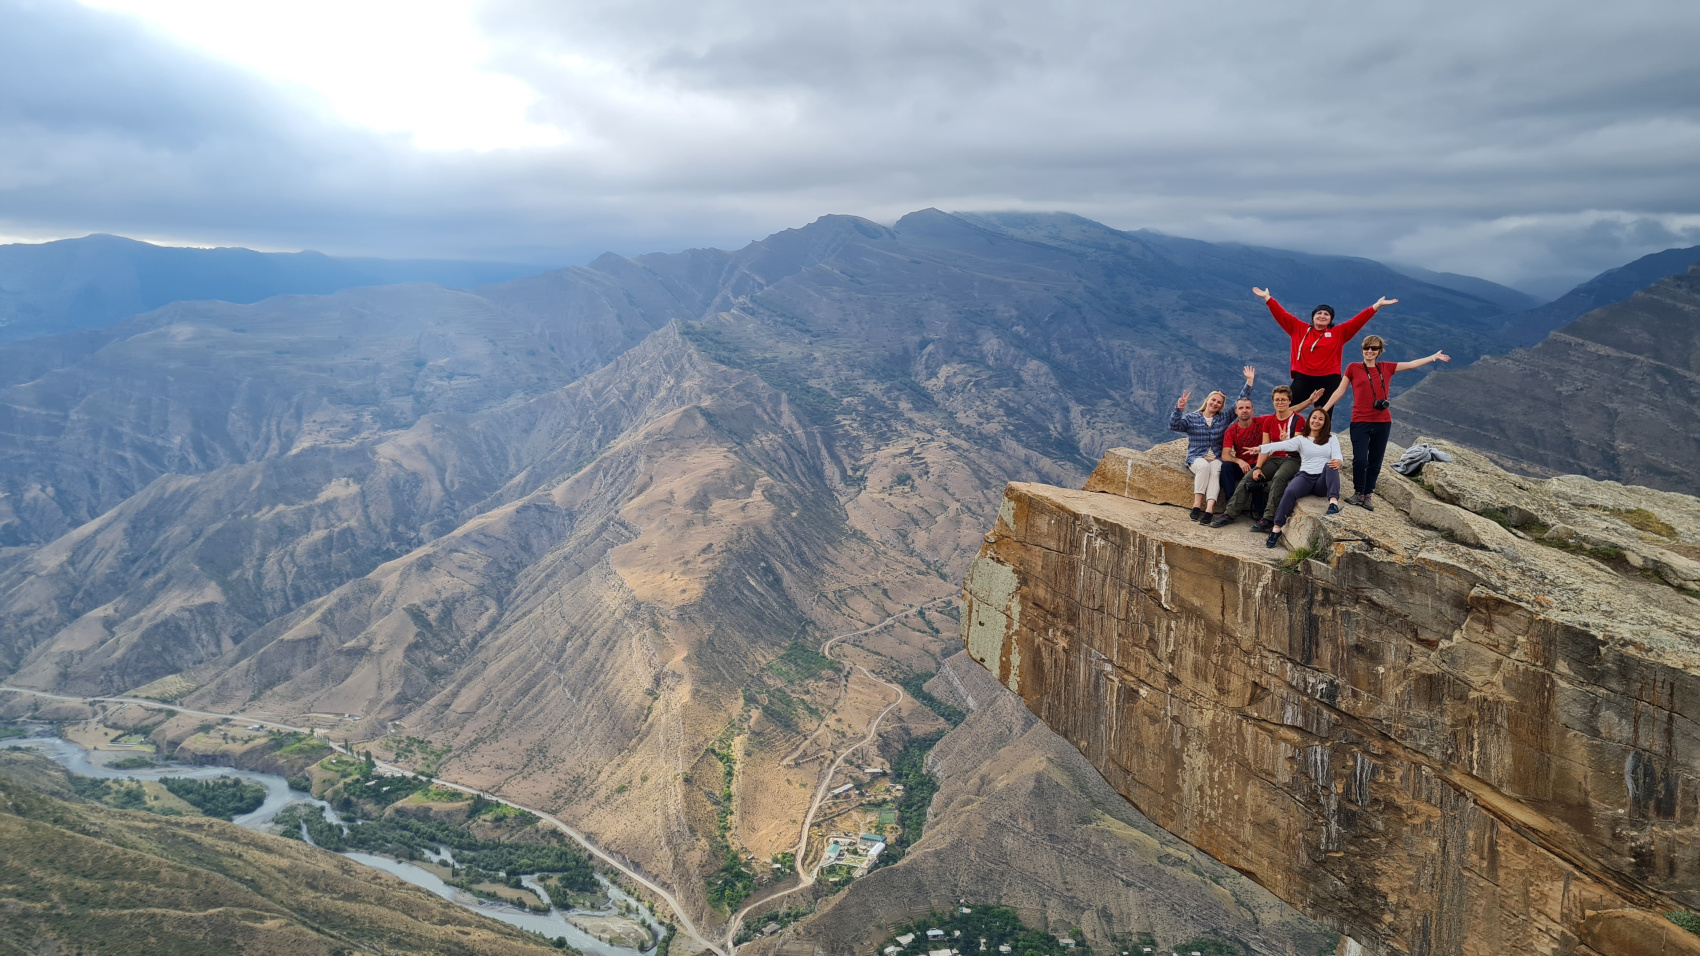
[
  {"left": 1321, "top": 335, "right": 1450, "bottom": 511},
  {"left": 1253, "top": 286, "right": 1397, "bottom": 402},
  {"left": 1210, "top": 383, "right": 1323, "bottom": 530},
  {"left": 1256, "top": 406, "right": 1344, "bottom": 548},
  {"left": 1216, "top": 391, "right": 1262, "bottom": 508},
  {"left": 1169, "top": 366, "right": 1255, "bottom": 523}
]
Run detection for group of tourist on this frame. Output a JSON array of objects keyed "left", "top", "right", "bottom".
[{"left": 1168, "top": 288, "right": 1450, "bottom": 548}]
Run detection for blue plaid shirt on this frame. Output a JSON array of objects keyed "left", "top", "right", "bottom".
[{"left": 1169, "top": 382, "right": 1253, "bottom": 465}]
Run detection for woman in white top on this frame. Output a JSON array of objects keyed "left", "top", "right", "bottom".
[{"left": 1256, "top": 407, "right": 1344, "bottom": 548}]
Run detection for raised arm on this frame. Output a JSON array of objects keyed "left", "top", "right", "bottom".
[
  {"left": 1256, "top": 288, "right": 1305, "bottom": 335},
  {"left": 1294, "top": 387, "right": 1327, "bottom": 414},
  {"left": 1396, "top": 350, "right": 1450, "bottom": 370},
  {"left": 1169, "top": 390, "right": 1192, "bottom": 432},
  {"left": 1335, "top": 296, "right": 1397, "bottom": 339},
  {"left": 1239, "top": 366, "right": 1255, "bottom": 403},
  {"left": 1321, "top": 377, "right": 1351, "bottom": 413}
]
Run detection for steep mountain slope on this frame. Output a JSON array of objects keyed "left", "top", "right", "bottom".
[
  {"left": 1394, "top": 264, "right": 1700, "bottom": 492},
  {"left": 0, "top": 233, "right": 542, "bottom": 343},
  {"left": 759, "top": 654, "right": 1333, "bottom": 956},
  {"left": 0, "top": 209, "right": 1523, "bottom": 944},
  {"left": 0, "top": 751, "right": 563, "bottom": 956},
  {"left": 0, "top": 265, "right": 697, "bottom": 547},
  {"left": 1490, "top": 243, "right": 1700, "bottom": 348}
]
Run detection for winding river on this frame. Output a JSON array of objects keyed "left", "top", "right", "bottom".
[{"left": 10, "top": 727, "right": 663, "bottom": 956}]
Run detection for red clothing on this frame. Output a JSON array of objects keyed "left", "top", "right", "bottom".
[
  {"left": 1222, "top": 418, "right": 1263, "bottom": 463},
  {"left": 1256, "top": 412, "right": 1304, "bottom": 458},
  {"left": 1344, "top": 361, "right": 1402, "bottom": 423},
  {"left": 1267, "top": 298, "right": 1378, "bottom": 377}
]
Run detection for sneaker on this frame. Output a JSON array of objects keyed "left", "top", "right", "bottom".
[
  {"left": 1264, "top": 531, "right": 1282, "bottom": 548},
  {"left": 1346, "top": 493, "right": 1367, "bottom": 508},
  {"left": 1361, "top": 495, "right": 1375, "bottom": 511},
  {"left": 1252, "top": 518, "right": 1273, "bottom": 533},
  {"left": 1189, "top": 507, "right": 1203, "bottom": 522},
  {"left": 1326, "top": 502, "right": 1341, "bottom": 515},
  {"left": 1209, "top": 514, "right": 1234, "bottom": 528}
]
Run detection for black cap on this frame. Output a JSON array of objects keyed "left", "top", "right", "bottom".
[{"left": 1311, "top": 304, "right": 1335, "bottom": 320}]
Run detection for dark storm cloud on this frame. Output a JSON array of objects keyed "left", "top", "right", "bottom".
[{"left": 4, "top": 0, "right": 1699, "bottom": 293}]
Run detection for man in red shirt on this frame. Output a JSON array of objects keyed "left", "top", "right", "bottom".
[
  {"left": 1211, "top": 383, "right": 1322, "bottom": 529},
  {"left": 1253, "top": 286, "right": 1397, "bottom": 403},
  {"left": 1218, "top": 393, "right": 1263, "bottom": 506}
]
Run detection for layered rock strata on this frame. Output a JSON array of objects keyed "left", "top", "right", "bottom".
[{"left": 962, "top": 442, "right": 1700, "bottom": 956}]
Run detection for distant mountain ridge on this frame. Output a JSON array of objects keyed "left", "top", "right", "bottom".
[
  {"left": 1395, "top": 263, "right": 1700, "bottom": 492},
  {"left": 1488, "top": 243, "right": 1700, "bottom": 348},
  {"left": 0, "top": 233, "right": 546, "bottom": 343}
]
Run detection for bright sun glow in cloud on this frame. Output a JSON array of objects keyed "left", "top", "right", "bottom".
[{"left": 76, "top": 0, "right": 561, "bottom": 151}]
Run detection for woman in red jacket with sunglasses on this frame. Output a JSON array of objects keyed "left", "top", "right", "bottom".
[{"left": 1253, "top": 287, "right": 1397, "bottom": 402}]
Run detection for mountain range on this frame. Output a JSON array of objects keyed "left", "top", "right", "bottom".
[
  {"left": 2, "top": 210, "right": 1691, "bottom": 952},
  {"left": 0, "top": 233, "right": 544, "bottom": 344},
  {"left": 1396, "top": 263, "right": 1700, "bottom": 492}
]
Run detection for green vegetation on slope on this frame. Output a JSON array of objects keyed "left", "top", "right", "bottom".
[
  {"left": 882, "top": 905, "right": 1087, "bottom": 956},
  {"left": 899, "top": 673, "right": 966, "bottom": 726},
  {"left": 704, "top": 724, "right": 755, "bottom": 912},
  {"left": 160, "top": 776, "right": 267, "bottom": 820},
  {"left": 68, "top": 774, "right": 150, "bottom": 811},
  {"left": 874, "top": 730, "right": 945, "bottom": 868},
  {"left": 767, "top": 641, "right": 840, "bottom": 683}
]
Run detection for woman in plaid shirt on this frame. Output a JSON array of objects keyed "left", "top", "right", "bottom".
[{"left": 1170, "top": 366, "right": 1256, "bottom": 522}]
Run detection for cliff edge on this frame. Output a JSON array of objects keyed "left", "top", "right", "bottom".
[{"left": 962, "top": 438, "right": 1700, "bottom": 956}]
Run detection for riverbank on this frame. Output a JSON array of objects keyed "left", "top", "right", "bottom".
[{"left": 7, "top": 723, "right": 660, "bottom": 956}]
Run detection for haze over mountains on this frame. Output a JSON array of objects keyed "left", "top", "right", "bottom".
[
  {"left": 0, "top": 233, "right": 543, "bottom": 344},
  {"left": 3, "top": 209, "right": 1695, "bottom": 952}
]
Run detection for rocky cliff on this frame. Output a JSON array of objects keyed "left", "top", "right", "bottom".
[{"left": 962, "top": 440, "right": 1700, "bottom": 955}]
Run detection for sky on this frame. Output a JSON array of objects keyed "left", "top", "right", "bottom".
[{"left": 3, "top": 0, "right": 1699, "bottom": 297}]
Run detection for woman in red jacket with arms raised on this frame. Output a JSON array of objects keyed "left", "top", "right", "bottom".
[{"left": 1253, "top": 287, "right": 1397, "bottom": 401}]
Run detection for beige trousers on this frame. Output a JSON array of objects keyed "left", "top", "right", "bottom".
[{"left": 1190, "top": 457, "right": 1222, "bottom": 504}]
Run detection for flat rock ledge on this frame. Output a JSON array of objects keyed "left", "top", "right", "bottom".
[{"left": 963, "top": 440, "right": 1700, "bottom": 956}]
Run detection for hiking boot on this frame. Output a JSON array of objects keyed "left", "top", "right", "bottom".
[
  {"left": 1346, "top": 493, "right": 1367, "bottom": 508},
  {"left": 1264, "top": 531, "right": 1282, "bottom": 548},
  {"left": 1189, "top": 507, "right": 1203, "bottom": 522},
  {"left": 1326, "top": 502, "right": 1342, "bottom": 516},
  {"left": 1209, "top": 514, "right": 1234, "bottom": 529},
  {"left": 1361, "top": 495, "right": 1375, "bottom": 511}
]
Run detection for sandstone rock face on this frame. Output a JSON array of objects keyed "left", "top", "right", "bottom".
[
  {"left": 962, "top": 443, "right": 1700, "bottom": 956},
  {"left": 1083, "top": 441, "right": 1195, "bottom": 508}
]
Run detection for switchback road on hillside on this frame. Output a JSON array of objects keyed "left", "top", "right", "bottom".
[
  {"left": 0, "top": 685, "right": 728, "bottom": 956},
  {"left": 724, "top": 595, "right": 955, "bottom": 951}
]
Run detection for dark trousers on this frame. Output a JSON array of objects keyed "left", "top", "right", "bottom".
[
  {"left": 1274, "top": 468, "right": 1340, "bottom": 526},
  {"left": 1224, "top": 457, "right": 1295, "bottom": 519},
  {"left": 1349, "top": 421, "right": 1392, "bottom": 496},
  {"left": 1219, "top": 461, "right": 1245, "bottom": 506},
  {"left": 1289, "top": 372, "right": 1342, "bottom": 409}
]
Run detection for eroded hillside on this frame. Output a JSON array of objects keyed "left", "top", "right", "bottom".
[{"left": 0, "top": 210, "right": 1524, "bottom": 944}]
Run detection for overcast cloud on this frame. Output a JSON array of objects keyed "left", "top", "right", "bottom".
[{"left": 3, "top": 0, "right": 1698, "bottom": 295}]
